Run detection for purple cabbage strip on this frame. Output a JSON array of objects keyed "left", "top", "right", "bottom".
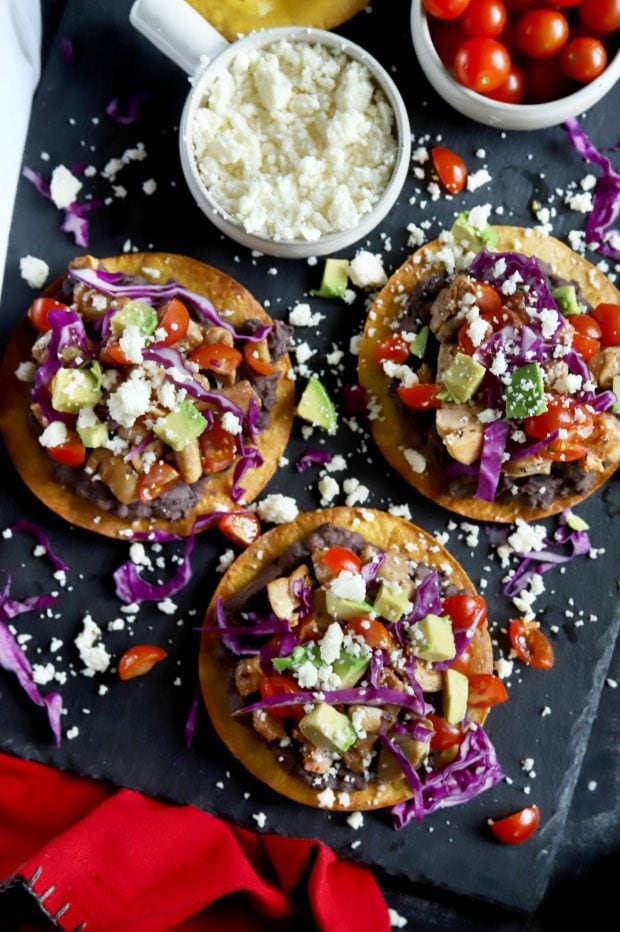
[
  {"left": 291, "top": 577, "right": 313, "bottom": 616},
  {"left": 113, "top": 534, "right": 196, "bottom": 604},
  {"left": 246, "top": 396, "right": 262, "bottom": 442},
  {"left": 510, "top": 429, "right": 559, "bottom": 462},
  {"left": 469, "top": 250, "right": 563, "bottom": 326},
  {"left": 143, "top": 346, "right": 245, "bottom": 422},
  {"left": 231, "top": 444, "right": 264, "bottom": 503},
  {"left": 503, "top": 518, "right": 592, "bottom": 598},
  {"left": 582, "top": 390, "right": 616, "bottom": 412},
  {"left": 475, "top": 420, "right": 510, "bottom": 502},
  {"left": 380, "top": 733, "right": 424, "bottom": 822},
  {"left": 444, "top": 461, "right": 479, "bottom": 479},
  {"left": 61, "top": 38, "right": 74, "bottom": 64},
  {"left": 564, "top": 119, "right": 620, "bottom": 262},
  {"left": 259, "top": 631, "right": 299, "bottom": 674},
  {"left": 61, "top": 200, "right": 102, "bottom": 248},
  {"left": 123, "top": 433, "right": 156, "bottom": 463},
  {"left": 31, "top": 308, "right": 91, "bottom": 422},
  {"left": 361, "top": 552, "right": 386, "bottom": 584},
  {"left": 391, "top": 723, "right": 503, "bottom": 828},
  {"left": 295, "top": 449, "right": 333, "bottom": 473},
  {"left": 392, "top": 719, "right": 435, "bottom": 744},
  {"left": 563, "top": 349, "right": 591, "bottom": 384},
  {"left": 405, "top": 571, "right": 442, "bottom": 624},
  {"left": 22, "top": 165, "right": 51, "bottom": 199},
  {"left": 105, "top": 96, "right": 141, "bottom": 125},
  {"left": 235, "top": 686, "right": 432, "bottom": 719},
  {"left": 184, "top": 691, "right": 199, "bottom": 749},
  {"left": 369, "top": 649, "right": 389, "bottom": 687},
  {"left": 433, "top": 616, "right": 479, "bottom": 671},
  {"left": 68, "top": 267, "right": 272, "bottom": 343},
  {"left": 11, "top": 520, "right": 69, "bottom": 574},
  {"left": 214, "top": 597, "right": 255, "bottom": 656}
]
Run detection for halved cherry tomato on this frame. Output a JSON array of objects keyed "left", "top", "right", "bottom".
[
  {"left": 454, "top": 37, "right": 511, "bottom": 93},
  {"left": 47, "top": 430, "right": 86, "bottom": 467},
  {"left": 524, "top": 395, "right": 593, "bottom": 441},
  {"left": 443, "top": 593, "right": 488, "bottom": 631},
  {"left": 592, "top": 303, "right": 620, "bottom": 347},
  {"left": 321, "top": 546, "right": 362, "bottom": 575},
  {"left": 541, "top": 439, "right": 587, "bottom": 462},
  {"left": 27, "top": 297, "right": 70, "bottom": 333},
  {"left": 571, "top": 329, "right": 601, "bottom": 361},
  {"left": 118, "top": 644, "right": 168, "bottom": 681},
  {"left": 431, "top": 146, "right": 468, "bottom": 195},
  {"left": 259, "top": 672, "right": 302, "bottom": 719},
  {"left": 153, "top": 299, "right": 190, "bottom": 347},
  {"left": 105, "top": 341, "right": 132, "bottom": 365},
  {"left": 297, "top": 615, "right": 322, "bottom": 643},
  {"left": 190, "top": 343, "right": 243, "bottom": 374},
  {"left": 467, "top": 673, "right": 509, "bottom": 707},
  {"left": 461, "top": 0, "right": 508, "bottom": 38},
  {"left": 137, "top": 462, "right": 182, "bottom": 503},
  {"left": 457, "top": 305, "right": 521, "bottom": 355},
  {"left": 458, "top": 318, "right": 492, "bottom": 356},
  {"left": 509, "top": 618, "right": 554, "bottom": 669},
  {"left": 516, "top": 9, "right": 569, "bottom": 59},
  {"left": 490, "top": 805, "right": 540, "bottom": 845},
  {"left": 397, "top": 383, "right": 442, "bottom": 410},
  {"left": 451, "top": 645, "right": 473, "bottom": 675},
  {"left": 243, "top": 342, "right": 273, "bottom": 377},
  {"left": 423, "top": 0, "right": 471, "bottom": 19},
  {"left": 374, "top": 334, "right": 410, "bottom": 365},
  {"left": 473, "top": 281, "right": 503, "bottom": 314},
  {"left": 199, "top": 422, "right": 237, "bottom": 474},
  {"left": 427, "top": 713, "right": 464, "bottom": 751},
  {"left": 345, "top": 617, "right": 395, "bottom": 651},
  {"left": 218, "top": 511, "right": 261, "bottom": 547},
  {"left": 571, "top": 314, "right": 603, "bottom": 340}
]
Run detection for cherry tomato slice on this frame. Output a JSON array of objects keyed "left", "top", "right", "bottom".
[
  {"left": 473, "top": 281, "right": 503, "bottom": 314},
  {"left": 259, "top": 672, "right": 303, "bottom": 719},
  {"left": 105, "top": 341, "right": 132, "bottom": 366},
  {"left": 345, "top": 617, "right": 395, "bottom": 651},
  {"left": 47, "top": 431, "right": 86, "bottom": 467},
  {"left": 397, "top": 383, "right": 442, "bottom": 410},
  {"left": 509, "top": 618, "right": 555, "bottom": 669},
  {"left": 374, "top": 334, "right": 410, "bottom": 365},
  {"left": 454, "top": 37, "right": 511, "bottom": 93},
  {"left": 524, "top": 395, "right": 593, "bottom": 441},
  {"left": 467, "top": 673, "right": 509, "bottom": 707},
  {"left": 461, "top": 0, "right": 508, "bottom": 38},
  {"left": 516, "top": 9, "right": 569, "bottom": 59},
  {"left": 571, "top": 314, "right": 603, "bottom": 341},
  {"left": 199, "top": 422, "right": 237, "bottom": 474},
  {"left": 423, "top": 0, "right": 471, "bottom": 19},
  {"left": 540, "top": 438, "right": 587, "bottom": 462},
  {"left": 431, "top": 146, "right": 468, "bottom": 195},
  {"left": 491, "top": 805, "right": 540, "bottom": 845},
  {"left": 27, "top": 297, "right": 71, "bottom": 333},
  {"left": 457, "top": 305, "right": 519, "bottom": 354},
  {"left": 190, "top": 343, "right": 243, "bottom": 374},
  {"left": 153, "top": 299, "right": 190, "bottom": 347},
  {"left": 443, "top": 593, "right": 488, "bottom": 631},
  {"left": 217, "top": 511, "right": 261, "bottom": 547},
  {"left": 297, "top": 615, "right": 323, "bottom": 643},
  {"left": 451, "top": 645, "right": 473, "bottom": 675},
  {"left": 427, "top": 713, "right": 464, "bottom": 751},
  {"left": 118, "top": 644, "right": 168, "bottom": 680},
  {"left": 592, "top": 303, "right": 620, "bottom": 347},
  {"left": 561, "top": 37, "right": 608, "bottom": 82},
  {"left": 137, "top": 462, "right": 182, "bottom": 503},
  {"left": 579, "top": 0, "right": 620, "bottom": 35},
  {"left": 571, "top": 329, "right": 601, "bottom": 361},
  {"left": 321, "top": 546, "right": 362, "bottom": 575},
  {"left": 243, "top": 342, "right": 273, "bottom": 377}
]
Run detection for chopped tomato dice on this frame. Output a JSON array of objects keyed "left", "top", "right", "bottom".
[
  {"left": 443, "top": 593, "right": 487, "bottom": 631},
  {"left": 153, "top": 299, "right": 190, "bottom": 347},
  {"left": 467, "top": 673, "right": 509, "bottom": 708},
  {"left": 345, "top": 617, "right": 395, "bottom": 651},
  {"left": 427, "top": 714, "right": 464, "bottom": 751},
  {"left": 397, "top": 384, "right": 442, "bottom": 410},
  {"left": 243, "top": 342, "right": 273, "bottom": 377},
  {"left": 47, "top": 430, "right": 86, "bottom": 467},
  {"left": 374, "top": 334, "right": 410, "bottom": 365},
  {"left": 218, "top": 512, "right": 261, "bottom": 547},
  {"left": 321, "top": 546, "right": 362, "bottom": 575},
  {"left": 259, "top": 673, "right": 303, "bottom": 720},
  {"left": 199, "top": 422, "right": 237, "bottom": 473}
]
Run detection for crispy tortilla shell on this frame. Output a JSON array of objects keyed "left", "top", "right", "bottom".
[
  {"left": 0, "top": 253, "right": 294, "bottom": 539},
  {"left": 200, "top": 506, "right": 493, "bottom": 812},
  {"left": 358, "top": 227, "right": 620, "bottom": 523},
  {"left": 185, "top": 0, "right": 368, "bottom": 41}
]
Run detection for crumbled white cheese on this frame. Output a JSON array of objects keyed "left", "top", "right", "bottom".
[
  {"left": 466, "top": 170, "right": 492, "bottom": 193},
  {"left": 39, "top": 421, "right": 68, "bottom": 448},
  {"left": 289, "top": 303, "right": 323, "bottom": 327},
  {"left": 15, "top": 361, "right": 37, "bottom": 382},
  {"left": 318, "top": 475, "right": 340, "bottom": 504},
  {"left": 221, "top": 411, "right": 242, "bottom": 435},
  {"left": 320, "top": 622, "right": 344, "bottom": 665},
  {"left": 329, "top": 570, "right": 366, "bottom": 604},
  {"left": 507, "top": 520, "right": 547, "bottom": 555},
  {"left": 403, "top": 448, "right": 426, "bottom": 474},
  {"left": 317, "top": 787, "right": 336, "bottom": 808},
  {"left": 119, "top": 324, "right": 146, "bottom": 364},
  {"left": 257, "top": 494, "right": 299, "bottom": 524},
  {"left": 494, "top": 658, "right": 513, "bottom": 680},
  {"left": 74, "top": 614, "right": 111, "bottom": 675},
  {"left": 216, "top": 549, "right": 235, "bottom": 573},
  {"left": 19, "top": 255, "right": 49, "bottom": 289},
  {"left": 32, "top": 663, "right": 56, "bottom": 686},
  {"left": 348, "top": 250, "right": 387, "bottom": 289},
  {"left": 346, "top": 810, "right": 364, "bottom": 830},
  {"left": 252, "top": 811, "right": 267, "bottom": 828},
  {"left": 50, "top": 164, "right": 82, "bottom": 209},
  {"left": 142, "top": 178, "right": 157, "bottom": 195},
  {"left": 389, "top": 909, "right": 408, "bottom": 928},
  {"left": 107, "top": 370, "right": 152, "bottom": 428}
]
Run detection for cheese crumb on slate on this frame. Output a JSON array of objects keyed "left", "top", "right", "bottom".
[
  {"left": 389, "top": 909, "right": 408, "bottom": 928},
  {"left": 348, "top": 250, "right": 387, "bottom": 289},
  {"left": 74, "top": 614, "right": 111, "bottom": 676},
  {"left": 346, "top": 811, "right": 364, "bottom": 830},
  {"left": 19, "top": 255, "right": 49, "bottom": 289},
  {"left": 257, "top": 494, "right": 299, "bottom": 524},
  {"left": 252, "top": 812, "right": 267, "bottom": 828},
  {"left": 50, "top": 164, "right": 82, "bottom": 209}
]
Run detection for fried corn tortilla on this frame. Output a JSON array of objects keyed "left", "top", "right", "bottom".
[
  {"left": 0, "top": 253, "right": 294, "bottom": 539},
  {"left": 200, "top": 507, "right": 494, "bottom": 812},
  {"left": 359, "top": 227, "right": 620, "bottom": 523},
  {"left": 186, "top": 0, "right": 368, "bottom": 41}
]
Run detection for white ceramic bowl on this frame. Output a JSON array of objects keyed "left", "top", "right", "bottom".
[
  {"left": 411, "top": 1, "right": 620, "bottom": 131},
  {"left": 179, "top": 27, "right": 411, "bottom": 259}
]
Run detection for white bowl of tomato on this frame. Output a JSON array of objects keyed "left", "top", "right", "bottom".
[{"left": 411, "top": 0, "right": 620, "bottom": 130}]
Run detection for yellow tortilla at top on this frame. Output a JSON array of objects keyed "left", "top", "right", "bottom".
[
  {"left": 358, "top": 227, "right": 620, "bottom": 524},
  {"left": 200, "top": 506, "right": 493, "bottom": 812},
  {"left": 0, "top": 253, "right": 294, "bottom": 539},
  {"left": 186, "top": 0, "right": 368, "bottom": 41}
]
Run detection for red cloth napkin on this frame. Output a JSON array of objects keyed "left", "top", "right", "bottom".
[{"left": 0, "top": 751, "right": 391, "bottom": 932}]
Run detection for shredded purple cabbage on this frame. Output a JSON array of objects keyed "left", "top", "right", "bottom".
[
  {"left": 369, "top": 649, "right": 389, "bottom": 687},
  {"left": 22, "top": 165, "right": 51, "bottom": 199},
  {"left": 31, "top": 308, "right": 91, "bottom": 422},
  {"left": 295, "top": 449, "right": 333, "bottom": 473},
  {"left": 391, "top": 723, "right": 504, "bottom": 828},
  {"left": 185, "top": 691, "right": 199, "bottom": 749},
  {"left": 582, "top": 390, "right": 616, "bottom": 412},
  {"left": 123, "top": 433, "right": 155, "bottom": 463},
  {"left": 61, "top": 200, "right": 101, "bottom": 248},
  {"left": 291, "top": 577, "right": 313, "bottom": 616},
  {"left": 113, "top": 535, "right": 196, "bottom": 604},
  {"left": 564, "top": 119, "right": 620, "bottom": 262},
  {"left": 236, "top": 685, "right": 432, "bottom": 719},
  {"left": 231, "top": 443, "right": 264, "bottom": 503},
  {"left": 381, "top": 733, "right": 424, "bottom": 821},
  {"left": 476, "top": 420, "right": 510, "bottom": 502},
  {"left": 503, "top": 513, "right": 592, "bottom": 598},
  {"left": 406, "top": 571, "right": 442, "bottom": 624},
  {"left": 392, "top": 719, "right": 435, "bottom": 744},
  {"left": 433, "top": 616, "right": 478, "bottom": 671},
  {"left": 510, "top": 429, "right": 559, "bottom": 462},
  {"left": 469, "top": 250, "right": 563, "bottom": 327},
  {"left": 361, "top": 552, "right": 386, "bottom": 584},
  {"left": 11, "top": 520, "right": 69, "bottom": 573},
  {"left": 105, "top": 96, "right": 141, "bottom": 125},
  {"left": 563, "top": 349, "right": 591, "bottom": 384}
]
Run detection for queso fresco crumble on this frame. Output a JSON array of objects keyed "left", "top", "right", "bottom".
[{"left": 191, "top": 40, "right": 397, "bottom": 241}]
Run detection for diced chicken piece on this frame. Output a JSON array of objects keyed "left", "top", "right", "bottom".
[
  {"left": 311, "top": 548, "right": 335, "bottom": 585},
  {"left": 377, "top": 546, "right": 415, "bottom": 595},
  {"left": 360, "top": 544, "right": 380, "bottom": 564},
  {"left": 219, "top": 380, "right": 261, "bottom": 416},
  {"left": 174, "top": 440, "right": 202, "bottom": 484},
  {"left": 203, "top": 325, "right": 234, "bottom": 348},
  {"left": 60, "top": 343, "right": 88, "bottom": 365},
  {"left": 589, "top": 347, "right": 620, "bottom": 389},
  {"left": 411, "top": 663, "right": 443, "bottom": 692},
  {"left": 86, "top": 449, "right": 138, "bottom": 504},
  {"left": 31, "top": 331, "right": 51, "bottom": 364},
  {"left": 503, "top": 454, "right": 552, "bottom": 478},
  {"left": 302, "top": 744, "right": 334, "bottom": 774},
  {"left": 429, "top": 275, "right": 473, "bottom": 342},
  {"left": 267, "top": 576, "right": 299, "bottom": 622},
  {"left": 416, "top": 362, "right": 433, "bottom": 384},
  {"left": 436, "top": 342, "right": 458, "bottom": 380},
  {"left": 349, "top": 705, "right": 384, "bottom": 734},
  {"left": 234, "top": 656, "right": 263, "bottom": 697},
  {"left": 178, "top": 320, "right": 204, "bottom": 353},
  {"left": 71, "top": 281, "right": 111, "bottom": 320},
  {"left": 436, "top": 405, "right": 484, "bottom": 466},
  {"left": 342, "top": 735, "right": 378, "bottom": 774},
  {"left": 584, "top": 413, "right": 620, "bottom": 472},
  {"left": 379, "top": 666, "right": 408, "bottom": 692},
  {"left": 252, "top": 709, "right": 287, "bottom": 743}
]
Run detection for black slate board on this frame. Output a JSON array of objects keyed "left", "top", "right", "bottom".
[{"left": 1, "top": 0, "right": 619, "bottom": 916}]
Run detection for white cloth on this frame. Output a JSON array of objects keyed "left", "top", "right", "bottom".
[{"left": 0, "top": 0, "right": 41, "bottom": 296}]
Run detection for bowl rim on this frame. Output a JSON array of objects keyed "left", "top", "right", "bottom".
[{"left": 179, "top": 26, "right": 412, "bottom": 258}]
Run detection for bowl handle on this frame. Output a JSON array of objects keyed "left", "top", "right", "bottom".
[{"left": 130, "top": 0, "right": 229, "bottom": 75}]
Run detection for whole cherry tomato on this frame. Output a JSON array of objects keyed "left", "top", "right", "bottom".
[
  {"left": 509, "top": 618, "right": 555, "bottom": 669},
  {"left": 561, "top": 37, "right": 608, "bottom": 82},
  {"left": 467, "top": 673, "right": 509, "bottom": 707},
  {"left": 297, "top": 616, "right": 323, "bottom": 643},
  {"left": 491, "top": 805, "right": 540, "bottom": 844},
  {"left": 430, "top": 20, "right": 467, "bottom": 66},
  {"left": 423, "top": 0, "right": 472, "bottom": 19},
  {"left": 579, "top": 0, "right": 620, "bottom": 34},
  {"left": 443, "top": 593, "right": 488, "bottom": 630},
  {"left": 190, "top": 343, "right": 242, "bottom": 374},
  {"left": 374, "top": 334, "right": 410, "bottom": 365},
  {"left": 461, "top": 0, "right": 508, "bottom": 37},
  {"left": 516, "top": 9, "right": 569, "bottom": 59},
  {"left": 118, "top": 644, "right": 168, "bottom": 680},
  {"left": 397, "top": 383, "right": 443, "bottom": 410},
  {"left": 484, "top": 62, "right": 526, "bottom": 102},
  {"left": 137, "top": 462, "right": 181, "bottom": 503},
  {"left": 345, "top": 617, "right": 395, "bottom": 651},
  {"left": 592, "top": 303, "right": 620, "bottom": 346},
  {"left": 153, "top": 299, "right": 190, "bottom": 347},
  {"left": 321, "top": 546, "right": 362, "bottom": 575},
  {"left": 524, "top": 56, "right": 574, "bottom": 102},
  {"left": 454, "top": 37, "right": 512, "bottom": 92},
  {"left": 259, "top": 673, "right": 303, "bottom": 719},
  {"left": 427, "top": 713, "right": 464, "bottom": 751},
  {"left": 199, "top": 422, "right": 237, "bottom": 474},
  {"left": 218, "top": 512, "right": 261, "bottom": 547},
  {"left": 431, "top": 146, "right": 468, "bottom": 195},
  {"left": 47, "top": 430, "right": 86, "bottom": 467},
  {"left": 27, "top": 297, "right": 71, "bottom": 333}
]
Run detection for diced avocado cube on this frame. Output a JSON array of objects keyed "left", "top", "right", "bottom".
[
  {"left": 272, "top": 643, "right": 320, "bottom": 674},
  {"left": 296, "top": 376, "right": 338, "bottom": 435},
  {"left": 299, "top": 702, "right": 357, "bottom": 754},
  {"left": 110, "top": 300, "right": 158, "bottom": 336},
  {"left": 451, "top": 211, "right": 498, "bottom": 252},
  {"left": 373, "top": 581, "right": 412, "bottom": 623},
  {"left": 153, "top": 399, "right": 207, "bottom": 452},
  {"left": 409, "top": 326, "right": 429, "bottom": 359},
  {"left": 613, "top": 375, "right": 620, "bottom": 413},
  {"left": 411, "top": 614, "right": 456, "bottom": 663},
  {"left": 51, "top": 367, "right": 102, "bottom": 413},
  {"left": 552, "top": 285, "right": 584, "bottom": 317},
  {"left": 325, "top": 589, "right": 374, "bottom": 621},
  {"left": 442, "top": 352, "right": 486, "bottom": 403},
  {"left": 505, "top": 362, "right": 547, "bottom": 420},
  {"left": 565, "top": 511, "right": 590, "bottom": 532},
  {"left": 444, "top": 668, "right": 469, "bottom": 725},
  {"left": 332, "top": 653, "right": 370, "bottom": 688},
  {"left": 310, "top": 259, "right": 349, "bottom": 299},
  {"left": 76, "top": 420, "right": 108, "bottom": 448}
]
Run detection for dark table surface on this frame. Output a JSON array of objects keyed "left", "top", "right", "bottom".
[{"left": 1, "top": 0, "right": 619, "bottom": 927}]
